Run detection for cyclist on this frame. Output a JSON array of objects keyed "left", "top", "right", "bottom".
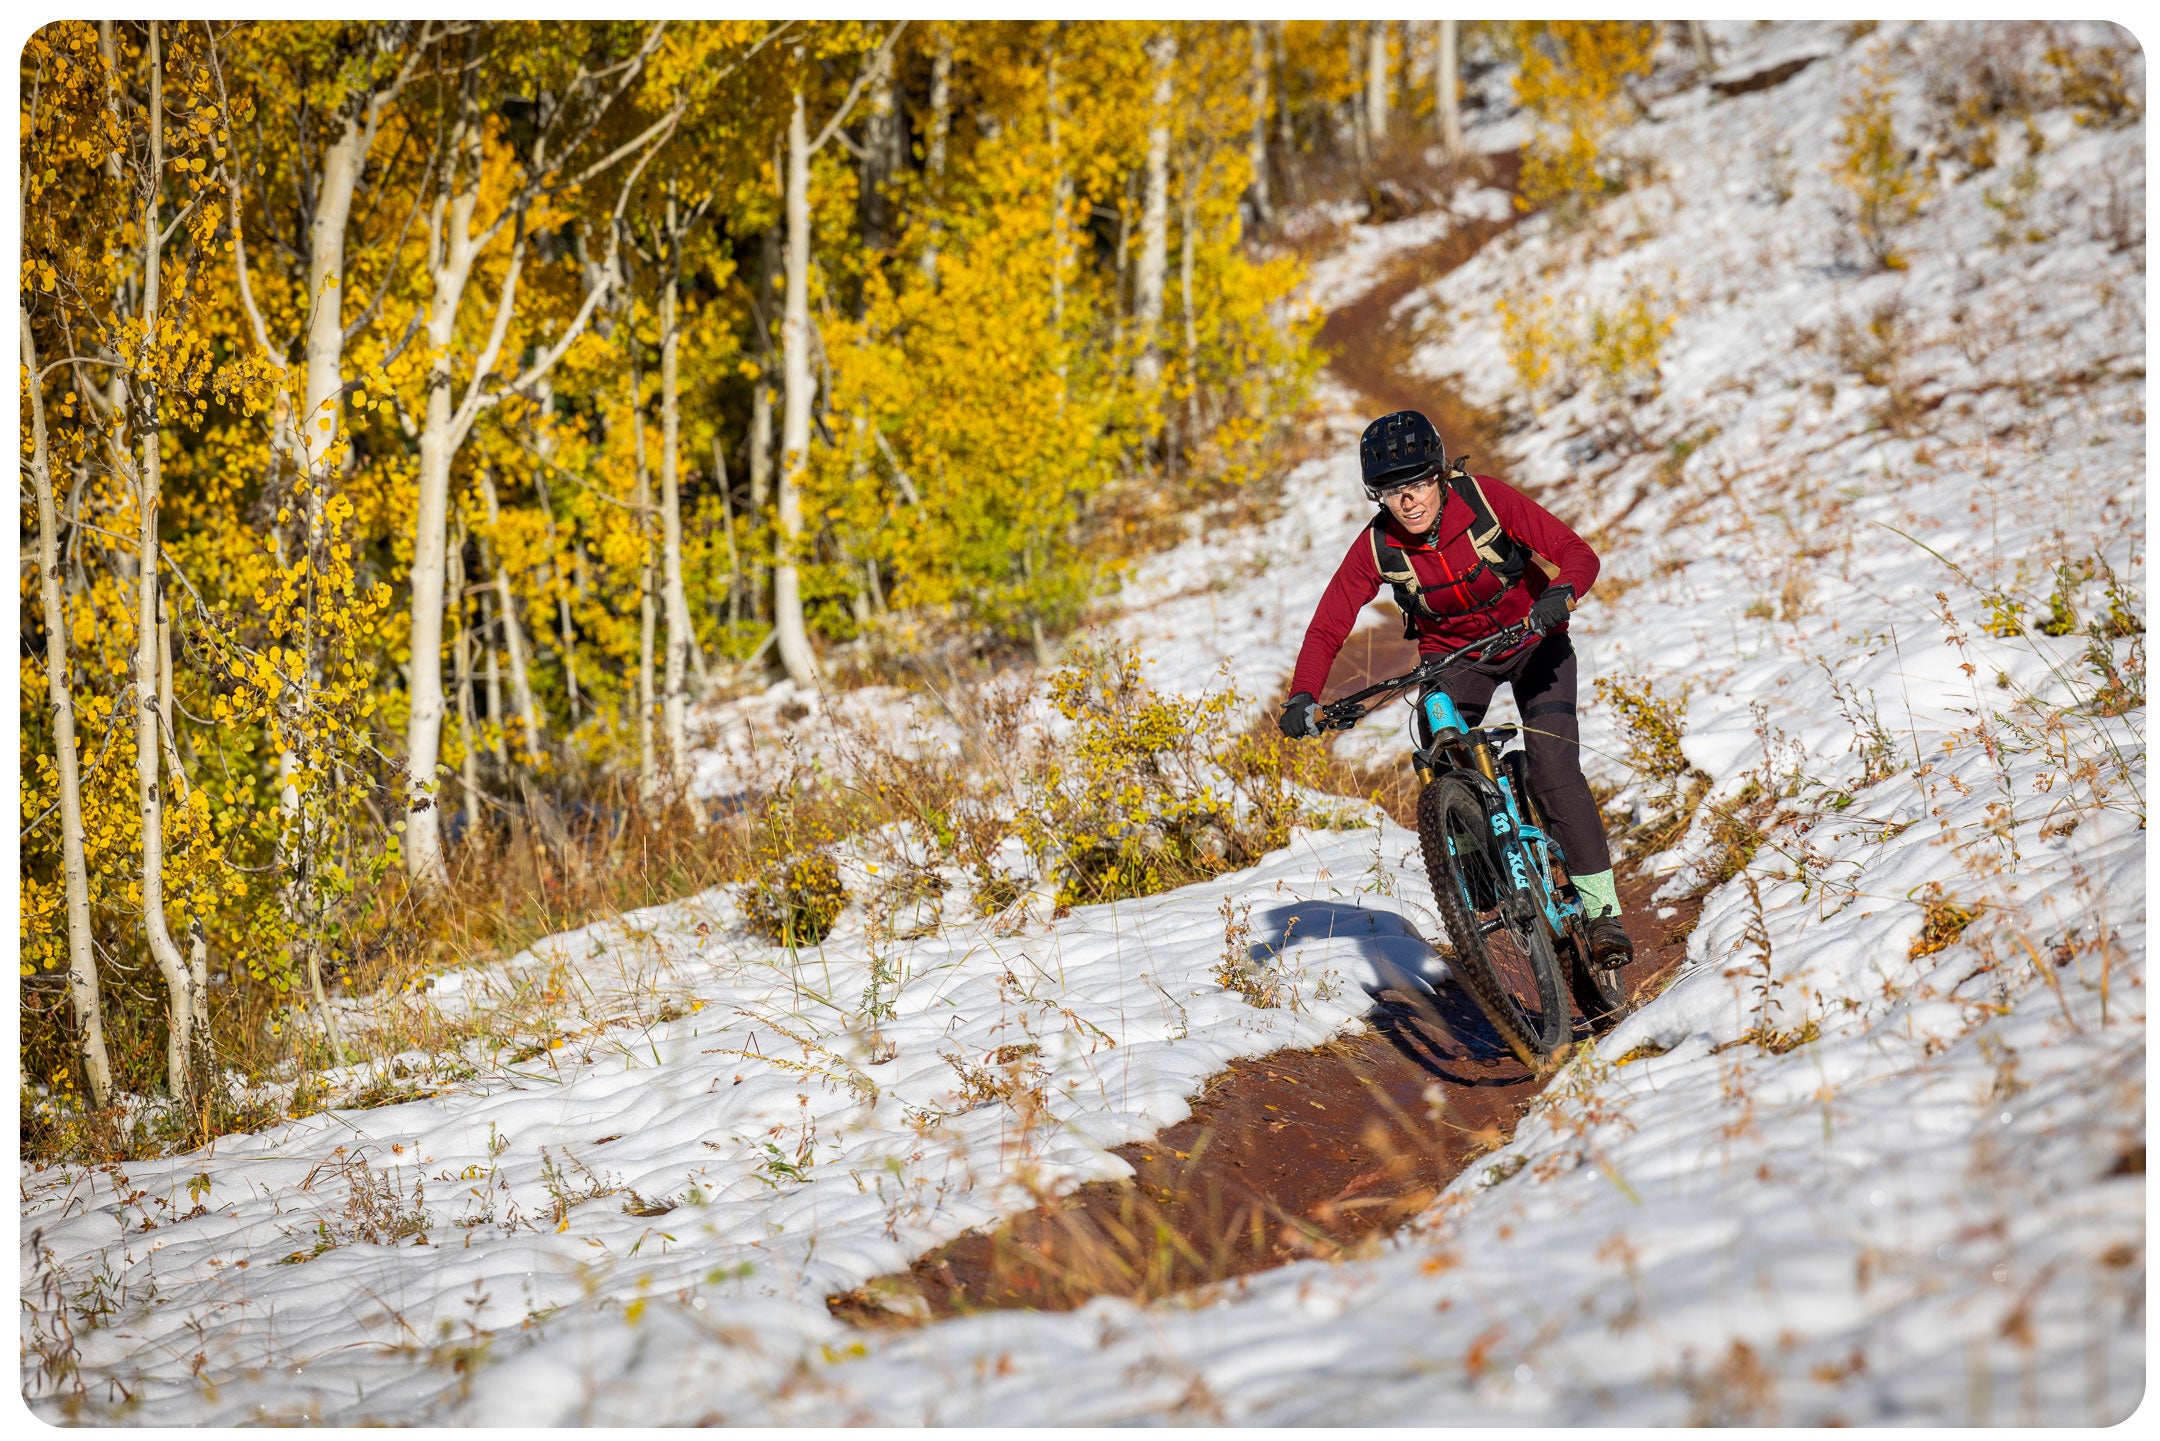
[{"left": 1276, "top": 409, "right": 1632, "bottom": 969}]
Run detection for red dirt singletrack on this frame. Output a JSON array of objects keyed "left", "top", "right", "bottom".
[{"left": 832, "top": 159, "right": 1702, "bottom": 1328}]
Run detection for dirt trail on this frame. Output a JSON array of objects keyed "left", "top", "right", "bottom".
[{"left": 831, "top": 164, "right": 1702, "bottom": 1329}]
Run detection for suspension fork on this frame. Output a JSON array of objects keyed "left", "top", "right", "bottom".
[{"left": 1418, "top": 688, "right": 1502, "bottom": 787}]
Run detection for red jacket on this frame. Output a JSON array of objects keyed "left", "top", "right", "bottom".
[{"left": 1288, "top": 475, "right": 1600, "bottom": 698}]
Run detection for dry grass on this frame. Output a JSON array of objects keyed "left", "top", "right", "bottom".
[{"left": 24, "top": 644, "right": 1363, "bottom": 1166}]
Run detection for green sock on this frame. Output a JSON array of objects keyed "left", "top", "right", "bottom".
[{"left": 1574, "top": 868, "right": 1622, "bottom": 919}]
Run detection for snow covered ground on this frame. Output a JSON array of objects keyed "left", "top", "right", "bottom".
[{"left": 20, "top": 21, "right": 2143, "bottom": 1425}]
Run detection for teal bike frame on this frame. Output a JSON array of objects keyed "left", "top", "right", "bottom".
[{"left": 1415, "top": 688, "right": 1582, "bottom": 942}]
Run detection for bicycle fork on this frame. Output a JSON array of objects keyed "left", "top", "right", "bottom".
[{"left": 1417, "top": 689, "right": 1581, "bottom": 939}]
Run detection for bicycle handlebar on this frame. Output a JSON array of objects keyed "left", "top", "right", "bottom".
[{"left": 1316, "top": 621, "right": 1539, "bottom": 732}]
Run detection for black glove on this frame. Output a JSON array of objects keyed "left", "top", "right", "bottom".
[
  {"left": 1526, "top": 583, "right": 1574, "bottom": 634},
  {"left": 1277, "top": 691, "right": 1320, "bottom": 739}
]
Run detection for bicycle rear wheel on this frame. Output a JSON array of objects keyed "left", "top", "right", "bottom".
[{"left": 1416, "top": 774, "right": 1572, "bottom": 1068}]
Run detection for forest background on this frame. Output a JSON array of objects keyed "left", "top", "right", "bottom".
[{"left": 19, "top": 18, "right": 1540, "bottom": 1154}]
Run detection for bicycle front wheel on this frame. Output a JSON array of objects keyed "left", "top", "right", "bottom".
[{"left": 1417, "top": 774, "right": 1572, "bottom": 1068}]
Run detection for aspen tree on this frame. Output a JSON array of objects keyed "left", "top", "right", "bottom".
[
  {"left": 1134, "top": 29, "right": 1175, "bottom": 392},
  {"left": 1347, "top": 22, "right": 1369, "bottom": 166},
  {"left": 23, "top": 312, "right": 113, "bottom": 1108},
  {"left": 1366, "top": 20, "right": 1391, "bottom": 144},
  {"left": 1271, "top": 23, "right": 1296, "bottom": 167},
  {"left": 481, "top": 591, "right": 506, "bottom": 765},
  {"left": 477, "top": 468, "right": 543, "bottom": 759},
  {"left": 750, "top": 222, "right": 779, "bottom": 522},
  {"left": 129, "top": 22, "right": 205, "bottom": 1111},
  {"left": 656, "top": 180, "right": 705, "bottom": 784},
  {"left": 1247, "top": 22, "right": 1273, "bottom": 228},
  {"left": 449, "top": 520, "right": 481, "bottom": 836},
  {"left": 774, "top": 87, "right": 820, "bottom": 688},
  {"left": 625, "top": 291, "right": 660, "bottom": 800},
  {"left": 401, "top": 22, "right": 673, "bottom": 887},
  {"left": 920, "top": 29, "right": 954, "bottom": 282},
  {"left": 859, "top": 43, "right": 899, "bottom": 254},
  {"left": 774, "top": 26, "right": 902, "bottom": 690},
  {"left": 1436, "top": 19, "right": 1465, "bottom": 158}
]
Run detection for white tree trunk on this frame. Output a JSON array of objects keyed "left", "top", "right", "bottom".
[
  {"left": 658, "top": 188, "right": 695, "bottom": 784},
  {"left": 450, "top": 522, "right": 480, "bottom": 838},
  {"left": 1367, "top": 20, "right": 1391, "bottom": 146},
  {"left": 1436, "top": 18, "right": 1464, "bottom": 158},
  {"left": 1134, "top": 31, "right": 1175, "bottom": 392},
  {"left": 481, "top": 592, "right": 507, "bottom": 765},
  {"left": 1246, "top": 21, "right": 1272, "bottom": 229},
  {"left": 23, "top": 311, "right": 113, "bottom": 1108},
  {"left": 1347, "top": 24, "right": 1369, "bottom": 166},
  {"left": 919, "top": 31, "right": 953, "bottom": 282},
  {"left": 1048, "top": 38, "right": 1071, "bottom": 399},
  {"left": 154, "top": 598, "right": 237, "bottom": 1070},
  {"left": 714, "top": 435, "right": 743, "bottom": 638},
  {"left": 399, "top": 24, "right": 656, "bottom": 882},
  {"left": 629, "top": 361, "right": 659, "bottom": 800},
  {"left": 478, "top": 469, "right": 543, "bottom": 759},
  {"left": 133, "top": 24, "right": 201, "bottom": 1113},
  {"left": 774, "top": 89, "right": 820, "bottom": 690},
  {"left": 749, "top": 377, "right": 774, "bottom": 514},
  {"left": 1271, "top": 22, "right": 1294, "bottom": 160},
  {"left": 298, "top": 122, "right": 361, "bottom": 478},
  {"left": 1179, "top": 191, "right": 1198, "bottom": 449},
  {"left": 402, "top": 76, "right": 484, "bottom": 889}
]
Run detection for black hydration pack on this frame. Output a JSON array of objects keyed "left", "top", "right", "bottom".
[{"left": 1369, "top": 460, "right": 1529, "bottom": 640}]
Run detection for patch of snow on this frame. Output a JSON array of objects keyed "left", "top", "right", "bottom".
[{"left": 22, "top": 22, "right": 2143, "bottom": 1425}]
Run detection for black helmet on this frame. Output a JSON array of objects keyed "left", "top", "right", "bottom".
[{"left": 1359, "top": 410, "right": 1445, "bottom": 499}]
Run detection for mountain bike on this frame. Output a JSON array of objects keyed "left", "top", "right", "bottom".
[{"left": 1317, "top": 621, "right": 1631, "bottom": 1067}]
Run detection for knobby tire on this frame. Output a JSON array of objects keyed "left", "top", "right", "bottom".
[{"left": 1417, "top": 774, "right": 1571, "bottom": 1068}]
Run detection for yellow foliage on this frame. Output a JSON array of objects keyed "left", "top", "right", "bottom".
[
  {"left": 20, "top": 20, "right": 1331, "bottom": 1124},
  {"left": 1831, "top": 51, "right": 1930, "bottom": 271},
  {"left": 1497, "top": 290, "right": 1567, "bottom": 399},
  {"left": 1496, "top": 283, "right": 1674, "bottom": 410},
  {"left": 1510, "top": 21, "right": 1658, "bottom": 215},
  {"left": 1584, "top": 288, "right": 1675, "bottom": 404},
  {"left": 1021, "top": 647, "right": 1329, "bottom": 906},
  {"left": 2045, "top": 36, "right": 2142, "bottom": 130}
]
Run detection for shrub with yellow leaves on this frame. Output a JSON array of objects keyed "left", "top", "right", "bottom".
[
  {"left": 1509, "top": 22, "right": 1659, "bottom": 219},
  {"left": 1832, "top": 50, "right": 1931, "bottom": 271},
  {"left": 1022, "top": 648, "right": 1329, "bottom": 906}
]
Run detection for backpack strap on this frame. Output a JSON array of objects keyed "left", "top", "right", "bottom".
[
  {"left": 1367, "top": 461, "right": 1531, "bottom": 639},
  {"left": 1368, "top": 520, "right": 1427, "bottom": 641},
  {"left": 1442, "top": 461, "right": 1528, "bottom": 583}
]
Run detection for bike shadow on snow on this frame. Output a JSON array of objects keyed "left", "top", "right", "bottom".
[{"left": 1248, "top": 900, "right": 1542, "bottom": 1083}]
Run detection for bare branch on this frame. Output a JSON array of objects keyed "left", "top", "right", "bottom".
[
  {"left": 809, "top": 22, "right": 908, "bottom": 155},
  {"left": 156, "top": 191, "right": 206, "bottom": 251},
  {"left": 504, "top": 429, "right": 655, "bottom": 516},
  {"left": 873, "top": 427, "right": 923, "bottom": 506},
  {"left": 449, "top": 210, "right": 530, "bottom": 442},
  {"left": 342, "top": 143, "right": 437, "bottom": 346},
  {"left": 535, "top": 20, "right": 671, "bottom": 187},
  {"left": 202, "top": 21, "right": 285, "bottom": 364}
]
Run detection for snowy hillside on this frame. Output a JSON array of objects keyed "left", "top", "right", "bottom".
[{"left": 20, "top": 21, "right": 2142, "bottom": 1425}]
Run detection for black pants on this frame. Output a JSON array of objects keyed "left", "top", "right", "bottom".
[{"left": 1417, "top": 631, "right": 1612, "bottom": 877}]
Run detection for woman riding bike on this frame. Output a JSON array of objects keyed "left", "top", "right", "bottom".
[{"left": 1276, "top": 409, "right": 1633, "bottom": 970}]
